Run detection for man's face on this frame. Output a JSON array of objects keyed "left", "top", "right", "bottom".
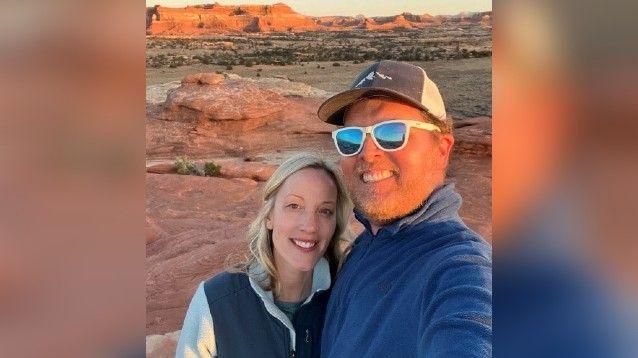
[{"left": 340, "top": 98, "right": 454, "bottom": 226}]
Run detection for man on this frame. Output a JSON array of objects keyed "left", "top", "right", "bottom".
[{"left": 318, "top": 61, "right": 492, "bottom": 357}]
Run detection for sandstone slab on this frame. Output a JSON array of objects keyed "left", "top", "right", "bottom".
[{"left": 160, "top": 75, "right": 285, "bottom": 133}]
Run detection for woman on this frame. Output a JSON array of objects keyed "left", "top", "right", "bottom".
[{"left": 176, "top": 153, "right": 352, "bottom": 358}]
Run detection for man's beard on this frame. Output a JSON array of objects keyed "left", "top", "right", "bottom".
[{"left": 346, "top": 173, "right": 435, "bottom": 226}]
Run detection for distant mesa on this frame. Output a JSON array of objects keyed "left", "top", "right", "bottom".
[{"left": 145, "top": 3, "right": 491, "bottom": 36}]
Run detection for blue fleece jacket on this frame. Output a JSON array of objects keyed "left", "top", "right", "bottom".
[{"left": 321, "top": 183, "right": 492, "bottom": 357}]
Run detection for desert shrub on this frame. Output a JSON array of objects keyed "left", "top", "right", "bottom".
[
  {"left": 231, "top": 7, "right": 247, "bottom": 15},
  {"left": 332, "top": 62, "right": 341, "bottom": 66},
  {"left": 226, "top": 65, "right": 233, "bottom": 70},
  {"left": 194, "top": 54, "right": 214, "bottom": 65},
  {"left": 195, "top": 3, "right": 216, "bottom": 9},
  {"left": 197, "top": 22, "right": 205, "bottom": 28},
  {"left": 204, "top": 162, "right": 221, "bottom": 177},
  {"left": 175, "top": 157, "right": 200, "bottom": 175}
]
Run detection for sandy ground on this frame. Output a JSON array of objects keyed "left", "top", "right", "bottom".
[{"left": 146, "top": 57, "right": 492, "bottom": 119}]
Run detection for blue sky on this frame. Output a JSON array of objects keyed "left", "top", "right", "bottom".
[{"left": 145, "top": 0, "right": 492, "bottom": 17}]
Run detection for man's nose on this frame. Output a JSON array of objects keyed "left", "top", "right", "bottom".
[{"left": 358, "top": 134, "right": 382, "bottom": 162}]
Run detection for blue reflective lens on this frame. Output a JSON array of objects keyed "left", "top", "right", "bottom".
[
  {"left": 335, "top": 128, "right": 364, "bottom": 155},
  {"left": 373, "top": 122, "right": 407, "bottom": 150}
]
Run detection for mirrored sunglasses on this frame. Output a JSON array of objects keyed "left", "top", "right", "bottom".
[{"left": 332, "top": 120, "right": 441, "bottom": 157}]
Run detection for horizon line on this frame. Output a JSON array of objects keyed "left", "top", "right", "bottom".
[{"left": 145, "top": 2, "right": 492, "bottom": 18}]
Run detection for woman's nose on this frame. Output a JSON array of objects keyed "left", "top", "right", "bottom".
[{"left": 300, "top": 211, "right": 318, "bottom": 233}]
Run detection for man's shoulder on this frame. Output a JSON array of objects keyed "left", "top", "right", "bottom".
[
  {"left": 398, "top": 220, "right": 492, "bottom": 288},
  {"left": 410, "top": 220, "right": 491, "bottom": 258},
  {"left": 203, "top": 271, "right": 252, "bottom": 304}
]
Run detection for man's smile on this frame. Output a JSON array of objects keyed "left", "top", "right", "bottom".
[{"left": 361, "top": 170, "right": 395, "bottom": 183}]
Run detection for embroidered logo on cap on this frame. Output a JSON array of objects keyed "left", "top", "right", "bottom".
[{"left": 354, "top": 71, "right": 393, "bottom": 88}]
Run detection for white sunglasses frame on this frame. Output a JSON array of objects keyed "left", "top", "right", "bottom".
[{"left": 331, "top": 119, "right": 442, "bottom": 157}]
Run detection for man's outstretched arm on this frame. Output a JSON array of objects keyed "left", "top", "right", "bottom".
[{"left": 418, "top": 253, "right": 492, "bottom": 357}]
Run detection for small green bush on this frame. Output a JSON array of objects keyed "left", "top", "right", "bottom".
[
  {"left": 175, "top": 157, "right": 200, "bottom": 175},
  {"left": 332, "top": 62, "right": 341, "bottom": 66},
  {"left": 204, "top": 162, "right": 221, "bottom": 177}
]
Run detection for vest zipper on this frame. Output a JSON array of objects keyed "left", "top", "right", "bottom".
[{"left": 290, "top": 349, "right": 296, "bottom": 358}]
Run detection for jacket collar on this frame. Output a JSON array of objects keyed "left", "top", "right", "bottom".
[
  {"left": 247, "top": 257, "right": 331, "bottom": 348},
  {"left": 354, "top": 182, "right": 464, "bottom": 236},
  {"left": 247, "top": 256, "right": 331, "bottom": 302}
]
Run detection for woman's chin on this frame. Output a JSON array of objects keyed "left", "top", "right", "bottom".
[{"left": 290, "top": 260, "right": 316, "bottom": 273}]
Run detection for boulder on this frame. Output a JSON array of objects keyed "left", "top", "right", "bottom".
[
  {"left": 181, "top": 72, "right": 224, "bottom": 86},
  {"left": 161, "top": 75, "right": 285, "bottom": 132}
]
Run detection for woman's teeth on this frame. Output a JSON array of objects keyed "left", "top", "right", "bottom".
[
  {"left": 292, "top": 239, "right": 316, "bottom": 249},
  {"left": 362, "top": 170, "right": 393, "bottom": 183}
]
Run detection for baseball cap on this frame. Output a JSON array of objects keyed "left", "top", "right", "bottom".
[{"left": 317, "top": 60, "right": 447, "bottom": 126}]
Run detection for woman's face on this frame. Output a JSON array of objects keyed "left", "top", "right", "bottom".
[{"left": 268, "top": 168, "right": 338, "bottom": 273}]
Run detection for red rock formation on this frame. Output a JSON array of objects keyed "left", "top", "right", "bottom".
[
  {"left": 146, "top": 4, "right": 491, "bottom": 36},
  {"left": 370, "top": 15, "right": 414, "bottom": 30},
  {"left": 441, "top": 11, "right": 492, "bottom": 26},
  {"left": 149, "top": 3, "right": 318, "bottom": 35},
  {"left": 160, "top": 73, "right": 285, "bottom": 132}
]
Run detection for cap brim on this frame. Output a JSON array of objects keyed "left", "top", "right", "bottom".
[{"left": 318, "top": 88, "right": 428, "bottom": 125}]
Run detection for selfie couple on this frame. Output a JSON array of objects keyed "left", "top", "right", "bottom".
[{"left": 176, "top": 61, "right": 492, "bottom": 357}]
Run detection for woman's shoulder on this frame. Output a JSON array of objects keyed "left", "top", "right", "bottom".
[{"left": 202, "top": 271, "right": 252, "bottom": 303}]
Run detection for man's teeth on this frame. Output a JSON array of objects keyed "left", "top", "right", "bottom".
[
  {"left": 362, "top": 170, "right": 394, "bottom": 183},
  {"left": 293, "top": 239, "right": 316, "bottom": 249}
]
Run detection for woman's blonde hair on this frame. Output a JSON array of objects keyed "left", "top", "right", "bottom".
[{"left": 236, "top": 153, "right": 353, "bottom": 292}]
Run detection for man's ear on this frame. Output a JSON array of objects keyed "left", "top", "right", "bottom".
[{"left": 437, "top": 134, "right": 454, "bottom": 168}]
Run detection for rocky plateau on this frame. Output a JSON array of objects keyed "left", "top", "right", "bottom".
[{"left": 146, "top": 3, "right": 491, "bottom": 36}]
